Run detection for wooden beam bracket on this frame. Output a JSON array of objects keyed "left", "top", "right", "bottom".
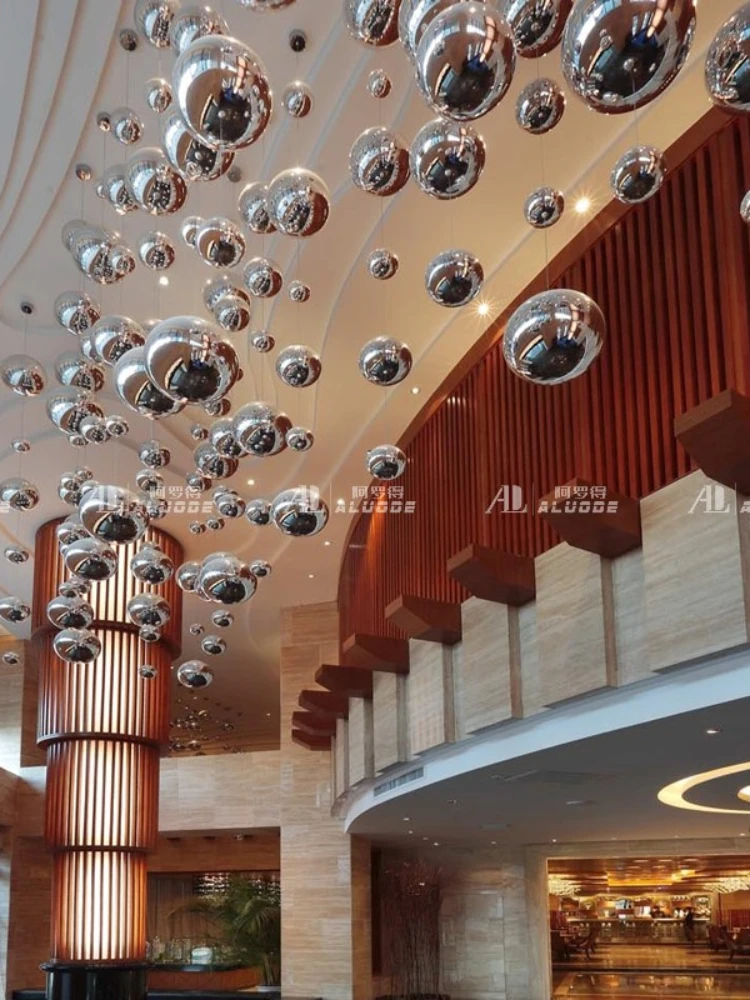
[
  {"left": 385, "top": 594, "right": 462, "bottom": 645},
  {"left": 447, "top": 544, "right": 536, "bottom": 606},
  {"left": 315, "top": 664, "right": 373, "bottom": 699},
  {"left": 539, "top": 478, "right": 641, "bottom": 559},
  {"left": 291, "top": 730, "right": 332, "bottom": 752},
  {"left": 297, "top": 689, "right": 349, "bottom": 719},
  {"left": 342, "top": 633, "right": 410, "bottom": 673},
  {"left": 675, "top": 389, "right": 750, "bottom": 494}
]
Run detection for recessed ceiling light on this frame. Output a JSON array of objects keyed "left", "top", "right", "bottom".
[
  {"left": 422, "top": 836, "right": 429, "bottom": 841},
  {"left": 433, "top": 842, "right": 440, "bottom": 847},
  {"left": 337, "top": 498, "right": 345, "bottom": 505},
  {"left": 552, "top": 838, "right": 557, "bottom": 843},
  {"left": 324, "top": 540, "right": 331, "bottom": 547},
  {"left": 159, "top": 276, "right": 169, "bottom": 286},
  {"left": 265, "top": 712, "right": 271, "bottom": 717},
  {"left": 705, "top": 727, "right": 721, "bottom": 735},
  {"left": 477, "top": 302, "right": 490, "bottom": 317},
  {"left": 411, "top": 386, "right": 420, "bottom": 395},
  {"left": 408, "top": 830, "right": 414, "bottom": 835},
  {"left": 403, "top": 817, "right": 410, "bottom": 821},
  {"left": 247, "top": 478, "right": 255, "bottom": 486},
  {"left": 575, "top": 196, "right": 592, "bottom": 215},
  {"left": 447, "top": 799, "right": 457, "bottom": 805},
  {"left": 308, "top": 574, "right": 314, "bottom": 579},
  {"left": 490, "top": 840, "right": 497, "bottom": 846}
]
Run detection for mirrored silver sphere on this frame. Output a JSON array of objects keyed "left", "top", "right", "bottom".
[
  {"left": 177, "top": 561, "right": 201, "bottom": 592},
  {"left": 2, "top": 651, "right": 19, "bottom": 666},
  {"left": 411, "top": 118, "right": 485, "bottom": 199},
  {"left": 47, "top": 595, "right": 94, "bottom": 630},
  {"left": 127, "top": 593, "right": 171, "bottom": 629},
  {"left": 417, "top": 2, "right": 515, "bottom": 121},
  {"left": 58, "top": 578, "right": 91, "bottom": 599},
  {"left": 195, "top": 217, "right": 246, "bottom": 268},
  {"left": 105, "top": 415, "right": 130, "bottom": 438},
  {"left": 741, "top": 190, "right": 750, "bottom": 224},
  {"left": 368, "top": 69, "right": 392, "bottom": 98},
  {"left": 500, "top": 0, "right": 572, "bottom": 57},
  {"left": 367, "top": 443, "right": 407, "bottom": 480},
  {"left": 359, "top": 336, "right": 412, "bottom": 386},
  {"left": 169, "top": 5, "right": 227, "bottom": 55},
  {"left": 140, "top": 624, "right": 162, "bottom": 644},
  {"left": 126, "top": 147, "right": 187, "bottom": 215},
  {"left": 91, "top": 315, "right": 146, "bottom": 366},
  {"left": 138, "top": 231, "right": 176, "bottom": 271},
  {"left": 214, "top": 489, "right": 246, "bottom": 518},
  {"left": 706, "top": 5, "right": 750, "bottom": 114},
  {"left": 245, "top": 498, "right": 271, "bottom": 526},
  {"left": 163, "top": 111, "right": 235, "bottom": 182},
  {"left": 239, "top": 183, "right": 276, "bottom": 235},
  {"left": 0, "top": 597, "right": 31, "bottom": 625},
  {"left": 191, "top": 424, "right": 209, "bottom": 441},
  {"left": 0, "top": 478, "right": 40, "bottom": 511},
  {"left": 181, "top": 215, "right": 203, "bottom": 247},
  {"left": 111, "top": 107, "right": 144, "bottom": 146},
  {"left": 4, "top": 545, "right": 29, "bottom": 565},
  {"left": 55, "top": 291, "right": 101, "bottom": 335},
  {"left": 198, "top": 552, "right": 257, "bottom": 604},
  {"left": 1, "top": 355, "right": 46, "bottom": 396},
  {"left": 289, "top": 281, "right": 311, "bottom": 303},
  {"left": 276, "top": 345, "right": 322, "bottom": 388},
  {"left": 503, "top": 289, "right": 606, "bottom": 385},
  {"left": 139, "top": 664, "right": 158, "bottom": 679},
  {"left": 233, "top": 402, "right": 291, "bottom": 456},
  {"left": 139, "top": 440, "right": 171, "bottom": 469},
  {"left": 145, "top": 77, "right": 173, "bottom": 114},
  {"left": 399, "top": 0, "right": 483, "bottom": 58},
  {"left": 425, "top": 249, "right": 484, "bottom": 307},
  {"left": 367, "top": 248, "right": 399, "bottom": 280},
  {"left": 194, "top": 443, "right": 239, "bottom": 480},
  {"left": 56, "top": 516, "right": 87, "bottom": 549},
  {"left": 524, "top": 186, "right": 564, "bottom": 228},
  {"left": 135, "top": 468, "right": 164, "bottom": 494},
  {"left": 145, "top": 317, "right": 240, "bottom": 404},
  {"left": 350, "top": 127, "right": 410, "bottom": 196},
  {"left": 211, "top": 610, "right": 235, "bottom": 627},
  {"left": 173, "top": 34, "right": 272, "bottom": 151},
  {"left": 561, "top": 0, "right": 696, "bottom": 114},
  {"left": 55, "top": 352, "right": 104, "bottom": 393},
  {"left": 243, "top": 258, "right": 283, "bottom": 298},
  {"left": 345, "top": 0, "right": 401, "bottom": 45},
  {"left": 189, "top": 623, "right": 204, "bottom": 636},
  {"left": 610, "top": 145, "right": 666, "bottom": 204},
  {"left": 101, "top": 164, "right": 139, "bottom": 216},
  {"left": 202, "top": 634, "right": 226, "bottom": 655},
  {"left": 209, "top": 418, "right": 246, "bottom": 458},
  {"left": 515, "top": 77, "right": 566, "bottom": 134},
  {"left": 63, "top": 221, "right": 136, "bottom": 283},
  {"left": 282, "top": 82, "right": 313, "bottom": 118},
  {"left": 131, "top": 544, "right": 174, "bottom": 585},
  {"left": 80, "top": 415, "right": 109, "bottom": 445},
  {"left": 114, "top": 347, "right": 186, "bottom": 418},
  {"left": 53, "top": 628, "right": 101, "bottom": 664},
  {"left": 134, "top": 0, "right": 179, "bottom": 47},
  {"left": 64, "top": 537, "right": 118, "bottom": 581},
  {"left": 80, "top": 485, "right": 150, "bottom": 545},
  {"left": 286, "top": 426, "right": 315, "bottom": 452},
  {"left": 177, "top": 660, "right": 214, "bottom": 689},
  {"left": 249, "top": 331, "right": 275, "bottom": 355},
  {"left": 47, "top": 392, "right": 105, "bottom": 435},
  {"left": 271, "top": 488, "right": 329, "bottom": 537},
  {"left": 204, "top": 277, "right": 252, "bottom": 332},
  {"left": 11, "top": 439, "right": 30, "bottom": 454},
  {"left": 268, "top": 168, "right": 330, "bottom": 237},
  {"left": 187, "top": 472, "right": 212, "bottom": 492}
]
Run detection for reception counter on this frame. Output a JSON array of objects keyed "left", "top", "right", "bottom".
[
  {"left": 565, "top": 917, "right": 709, "bottom": 943},
  {"left": 147, "top": 963, "right": 260, "bottom": 992}
]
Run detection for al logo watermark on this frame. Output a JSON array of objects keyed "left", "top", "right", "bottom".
[{"left": 486, "top": 483, "right": 620, "bottom": 515}]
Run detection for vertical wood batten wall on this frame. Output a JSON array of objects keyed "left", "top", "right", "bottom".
[{"left": 339, "top": 112, "right": 750, "bottom": 642}]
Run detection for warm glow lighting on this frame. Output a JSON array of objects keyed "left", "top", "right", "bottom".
[
  {"left": 324, "top": 540, "right": 331, "bottom": 547},
  {"left": 337, "top": 498, "right": 345, "bottom": 505},
  {"left": 159, "top": 276, "right": 169, "bottom": 286},
  {"left": 411, "top": 386, "right": 420, "bottom": 395},
  {"left": 575, "top": 196, "right": 592, "bottom": 215},
  {"left": 658, "top": 761, "right": 750, "bottom": 815},
  {"left": 308, "top": 573, "right": 314, "bottom": 579},
  {"left": 477, "top": 302, "right": 490, "bottom": 317},
  {"left": 706, "top": 727, "right": 721, "bottom": 735},
  {"left": 738, "top": 785, "right": 750, "bottom": 802},
  {"left": 247, "top": 478, "right": 255, "bottom": 486}
]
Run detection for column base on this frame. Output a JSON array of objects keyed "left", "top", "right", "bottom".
[{"left": 43, "top": 963, "right": 147, "bottom": 1000}]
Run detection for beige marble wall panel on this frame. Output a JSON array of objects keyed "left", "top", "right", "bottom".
[
  {"left": 408, "top": 641, "right": 455, "bottom": 756},
  {"left": 348, "top": 698, "right": 374, "bottom": 787},
  {"left": 612, "top": 547, "right": 651, "bottom": 686},
  {"left": 642, "top": 472, "right": 750, "bottom": 671},
  {"left": 159, "top": 751, "right": 280, "bottom": 832},
  {"left": 334, "top": 717, "right": 349, "bottom": 800},
  {"left": 372, "top": 672, "right": 401, "bottom": 774},
  {"left": 454, "top": 598, "right": 519, "bottom": 738},
  {"left": 528, "top": 545, "right": 615, "bottom": 714}
]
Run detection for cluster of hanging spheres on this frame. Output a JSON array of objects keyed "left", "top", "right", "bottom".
[{"left": 3, "top": 0, "right": 750, "bottom": 686}]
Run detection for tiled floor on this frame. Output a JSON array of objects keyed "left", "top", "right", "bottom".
[
  {"left": 555, "top": 944, "right": 750, "bottom": 972},
  {"left": 553, "top": 972, "right": 750, "bottom": 998}
]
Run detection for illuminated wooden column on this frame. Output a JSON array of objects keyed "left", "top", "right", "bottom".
[{"left": 33, "top": 520, "right": 182, "bottom": 1000}]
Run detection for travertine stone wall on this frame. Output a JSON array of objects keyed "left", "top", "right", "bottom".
[{"left": 280, "top": 602, "right": 371, "bottom": 1000}]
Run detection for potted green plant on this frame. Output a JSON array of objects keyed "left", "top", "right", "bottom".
[{"left": 176, "top": 876, "right": 281, "bottom": 989}]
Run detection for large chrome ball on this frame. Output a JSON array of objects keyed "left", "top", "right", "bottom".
[
  {"left": 233, "top": 402, "right": 291, "bottom": 456},
  {"left": 55, "top": 352, "right": 105, "bottom": 393},
  {"left": 55, "top": 291, "right": 101, "bottom": 335},
  {"left": 134, "top": 0, "right": 179, "bottom": 47},
  {"left": 209, "top": 419, "right": 246, "bottom": 458},
  {"left": 145, "top": 77, "right": 173, "bottom": 114},
  {"left": 239, "top": 183, "right": 276, "bottom": 235},
  {"left": 173, "top": 35, "right": 272, "bottom": 151},
  {"left": 367, "top": 248, "right": 399, "bottom": 280},
  {"left": 350, "top": 127, "right": 410, "bottom": 196},
  {"left": 177, "top": 660, "right": 214, "bottom": 689},
  {"left": 80, "top": 485, "right": 150, "bottom": 545},
  {"left": 64, "top": 537, "right": 118, "bottom": 581},
  {"left": 245, "top": 498, "right": 271, "bottom": 526},
  {"left": 0, "top": 478, "right": 40, "bottom": 511},
  {"left": 250, "top": 559, "right": 271, "bottom": 578},
  {"left": 106, "top": 415, "right": 130, "bottom": 438},
  {"left": 194, "top": 443, "right": 239, "bottom": 480},
  {"left": 127, "top": 593, "right": 171, "bottom": 628},
  {"left": 610, "top": 145, "right": 666, "bottom": 204},
  {"left": 80, "top": 415, "right": 110, "bottom": 445},
  {"left": 1, "top": 355, "right": 46, "bottom": 396},
  {"left": 500, "top": 0, "right": 572, "bottom": 57},
  {"left": 56, "top": 516, "right": 87, "bottom": 549},
  {"left": 359, "top": 336, "right": 412, "bottom": 386},
  {"left": 410, "top": 118, "right": 485, "bottom": 199},
  {"left": 268, "top": 169, "right": 330, "bottom": 237},
  {"left": 131, "top": 543, "right": 174, "bottom": 585},
  {"left": 524, "top": 186, "right": 564, "bottom": 228},
  {"left": 111, "top": 107, "right": 144, "bottom": 146},
  {"left": 162, "top": 111, "right": 235, "bottom": 182},
  {"left": 53, "top": 628, "right": 101, "bottom": 664},
  {"left": 195, "top": 217, "right": 246, "bottom": 269},
  {"left": 126, "top": 148, "right": 187, "bottom": 215},
  {"left": 425, "top": 249, "right": 484, "bottom": 307},
  {"left": 515, "top": 77, "right": 566, "bottom": 134},
  {"left": 345, "top": 0, "right": 401, "bottom": 46},
  {"left": 503, "top": 289, "right": 606, "bottom": 385},
  {"left": 46, "top": 595, "right": 95, "bottom": 630},
  {"left": 181, "top": 215, "right": 203, "bottom": 248},
  {"left": 201, "top": 634, "right": 226, "bottom": 656},
  {"left": 177, "top": 561, "right": 201, "bottom": 592},
  {"left": 399, "top": 0, "right": 485, "bottom": 58},
  {"left": 561, "top": 0, "right": 696, "bottom": 114},
  {"left": 91, "top": 315, "right": 146, "bottom": 365},
  {"left": 367, "top": 443, "right": 407, "bottom": 480},
  {"left": 139, "top": 440, "right": 171, "bottom": 469},
  {"left": 198, "top": 553, "right": 257, "bottom": 604},
  {"left": 4, "top": 545, "right": 29, "bottom": 565},
  {"left": 204, "top": 278, "right": 251, "bottom": 332},
  {"left": 169, "top": 5, "right": 227, "bottom": 55},
  {"left": 138, "top": 231, "right": 176, "bottom": 271},
  {"left": 115, "top": 348, "right": 186, "bottom": 418},
  {"left": 249, "top": 331, "right": 275, "bottom": 354},
  {"left": 243, "top": 258, "right": 283, "bottom": 298},
  {"left": 101, "top": 164, "right": 139, "bottom": 216},
  {"left": 289, "top": 281, "right": 311, "bottom": 304},
  {"left": 706, "top": 5, "right": 750, "bottom": 114},
  {"left": 63, "top": 221, "right": 136, "bottom": 284},
  {"left": 416, "top": 2, "right": 515, "bottom": 121},
  {"left": 47, "top": 392, "right": 104, "bottom": 435},
  {"left": 286, "top": 426, "right": 315, "bottom": 452},
  {"left": 0, "top": 597, "right": 31, "bottom": 625},
  {"left": 282, "top": 82, "right": 313, "bottom": 118},
  {"left": 145, "top": 317, "right": 240, "bottom": 404},
  {"left": 271, "top": 488, "right": 329, "bottom": 537},
  {"left": 214, "top": 489, "right": 246, "bottom": 519},
  {"left": 275, "top": 346, "right": 322, "bottom": 388}
]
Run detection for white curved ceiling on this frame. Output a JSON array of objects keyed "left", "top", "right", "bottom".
[{"left": 0, "top": 0, "right": 739, "bottom": 750}]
